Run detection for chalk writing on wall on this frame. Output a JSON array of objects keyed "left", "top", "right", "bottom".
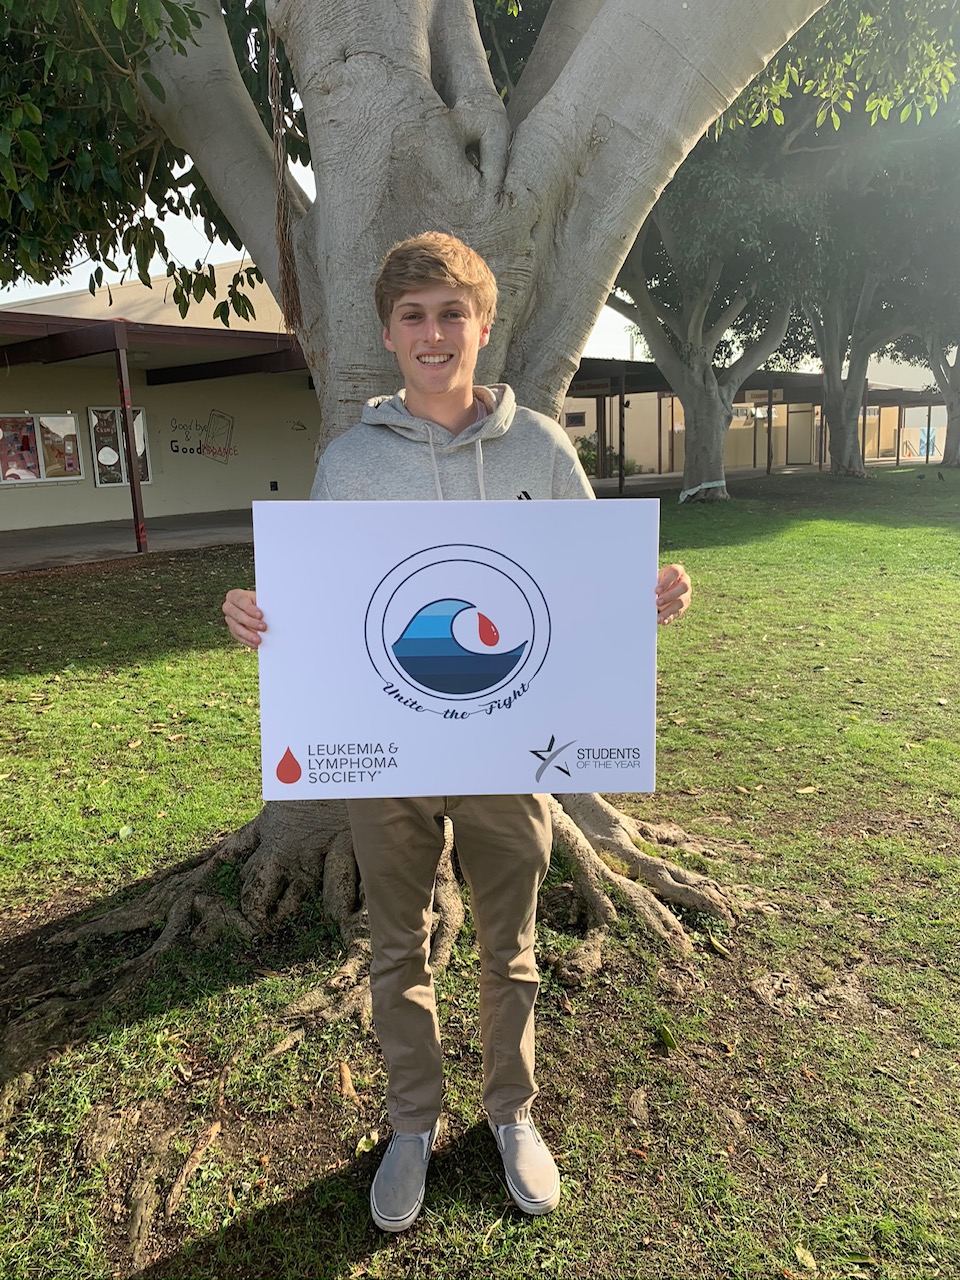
[{"left": 169, "top": 410, "right": 238, "bottom": 463}]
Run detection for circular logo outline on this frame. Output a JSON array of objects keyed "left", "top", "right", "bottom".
[{"left": 364, "top": 543, "right": 551, "bottom": 710}]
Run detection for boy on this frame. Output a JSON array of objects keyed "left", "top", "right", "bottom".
[{"left": 223, "top": 232, "right": 690, "bottom": 1231}]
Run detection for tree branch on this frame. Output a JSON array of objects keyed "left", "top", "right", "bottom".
[
  {"left": 428, "top": 0, "right": 509, "bottom": 184},
  {"left": 850, "top": 272, "right": 880, "bottom": 347},
  {"left": 608, "top": 270, "right": 688, "bottom": 388},
  {"left": 721, "top": 300, "right": 792, "bottom": 390},
  {"left": 686, "top": 257, "right": 725, "bottom": 346},
  {"left": 702, "top": 292, "right": 748, "bottom": 351},
  {"left": 506, "top": 0, "right": 607, "bottom": 131},
  {"left": 926, "top": 333, "right": 955, "bottom": 396},
  {"left": 503, "top": 0, "right": 828, "bottom": 413},
  {"left": 142, "top": 0, "right": 309, "bottom": 305},
  {"left": 487, "top": 18, "right": 515, "bottom": 98}
]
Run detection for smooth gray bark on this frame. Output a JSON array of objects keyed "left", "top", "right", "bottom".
[
  {"left": 806, "top": 280, "right": 907, "bottom": 478},
  {"left": 927, "top": 336, "right": 960, "bottom": 467},
  {"left": 144, "top": 0, "right": 826, "bottom": 448}
]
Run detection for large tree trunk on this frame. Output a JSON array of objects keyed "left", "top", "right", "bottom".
[
  {"left": 927, "top": 338, "right": 960, "bottom": 468},
  {"left": 2, "top": 0, "right": 830, "bottom": 1069},
  {"left": 676, "top": 372, "right": 734, "bottom": 500},
  {"left": 822, "top": 388, "right": 866, "bottom": 475},
  {"left": 943, "top": 400, "right": 960, "bottom": 468}
]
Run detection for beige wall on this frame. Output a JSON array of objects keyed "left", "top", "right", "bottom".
[{"left": 0, "top": 362, "right": 319, "bottom": 532}]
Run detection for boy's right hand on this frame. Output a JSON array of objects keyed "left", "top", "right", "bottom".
[{"left": 222, "top": 588, "right": 266, "bottom": 649}]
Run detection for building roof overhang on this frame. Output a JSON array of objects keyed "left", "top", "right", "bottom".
[{"left": 0, "top": 312, "right": 942, "bottom": 407}]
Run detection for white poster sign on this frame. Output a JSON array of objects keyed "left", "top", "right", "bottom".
[{"left": 254, "top": 499, "right": 659, "bottom": 799}]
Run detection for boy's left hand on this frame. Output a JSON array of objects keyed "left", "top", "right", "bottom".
[{"left": 656, "top": 563, "right": 691, "bottom": 625}]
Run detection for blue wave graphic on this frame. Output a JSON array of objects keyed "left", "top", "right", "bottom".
[{"left": 392, "top": 598, "right": 527, "bottom": 695}]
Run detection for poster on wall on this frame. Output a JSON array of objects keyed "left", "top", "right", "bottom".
[
  {"left": 38, "top": 415, "right": 83, "bottom": 479},
  {"left": 0, "top": 415, "right": 41, "bottom": 482},
  {"left": 89, "top": 408, "right": 123, "bottom": 486},
  {"left": 88, "top": 408, "right": 151, "bottom": 487},
  {"left": 254, "top": 498, "right": 661, "bottom": 800},
  {"left": 131, "top": 409, "right": 150, "bottom": 483}
]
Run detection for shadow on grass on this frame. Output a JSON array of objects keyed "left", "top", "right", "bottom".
[
  {"left": 132, "top": 1122, "right": 514, "bottom": 1280},
  {"left": 0, "top": 543, "right": 256, "bottom": 679},
  {"left": 0, "top": 852, "right": 339, "bottom": 1085}
]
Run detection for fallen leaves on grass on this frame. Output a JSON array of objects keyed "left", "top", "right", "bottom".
[{"left": 794, "top": 1241, "right": 818, "bottom": 1271}]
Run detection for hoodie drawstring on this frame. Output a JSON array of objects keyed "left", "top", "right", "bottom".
[
  {"left": 427, "top": 433, "right": 444, "bottom": 500},
  {"left": 426, "top": 432, "right": 487, "bottom": 501}
]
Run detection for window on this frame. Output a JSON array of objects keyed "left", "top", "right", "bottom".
[
  {"left": 88, "top": 407, "right": 151, "bottom": 488},
  {"left": 1, "top": 413, "right": 83, "bottom": 483}
]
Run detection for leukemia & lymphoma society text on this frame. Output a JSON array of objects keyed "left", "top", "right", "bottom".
[{"left": 306, "top": 742, "right": 398, "bottom": 785}]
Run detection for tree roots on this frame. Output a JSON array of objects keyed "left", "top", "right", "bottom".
[
  {"left": 2, "top": 794, "right": 745, "bottom": 1075},
  {"left": 547, "top": 793, "right": 740, "bottom": 983}
]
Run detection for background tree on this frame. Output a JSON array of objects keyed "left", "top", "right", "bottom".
[
  {"left": 3, "top": 0, "right": 830, "bottom": 1045},
  {"left": 880, "top": 138, "right": 960, "bottom": 467},
  {"left": 608, "top": 0, "right": 959, "bottom": 497},
  {"left": 609, "top": 127, "right": 819, "bottom": 501},
  {"left": 789, "top": 113, "right": 960, "bottom": 473}
]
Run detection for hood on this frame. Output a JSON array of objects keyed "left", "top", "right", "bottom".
[{"left": 359, "top": 383, "right": 516, "bottom": 450}]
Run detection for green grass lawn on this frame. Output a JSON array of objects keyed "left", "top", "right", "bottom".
[{"left": 1, "top": 467, "right": 959, "bottom": 1279}]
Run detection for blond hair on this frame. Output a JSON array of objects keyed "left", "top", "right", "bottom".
[{"left": 375, "top": 232, "right": 498, "bottom": 327}]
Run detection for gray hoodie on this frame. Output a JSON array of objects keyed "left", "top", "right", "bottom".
[{"left": 310, "top": 384, "right": 594, "bottom": 503}]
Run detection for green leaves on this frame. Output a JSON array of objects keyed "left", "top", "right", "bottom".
[
  {"left": 727, "top": 0, "right": 959, "bottom": 132},
  {"left": 141, "top": 71, "right": 166, "bottom": 103},
  {"left": 0, "top": 0, "right": 205, "bottom": 288}
]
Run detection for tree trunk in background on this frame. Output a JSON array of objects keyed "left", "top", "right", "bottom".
[
  {"left": 822, "top": 391, "right": 866, "bottom": 475},
  {"left": 675, "top": 373, "right": 736, "bottom": 500},
  {"left": 927, "top": 340, "right": 960, "bottom": 468},
  {"left": 942, "top": 399, "right": 960, "bottom": 467}
]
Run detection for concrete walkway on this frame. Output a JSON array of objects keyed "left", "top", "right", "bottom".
[{"left": 0, "top": 509, "right": 253, "bottom": 575}]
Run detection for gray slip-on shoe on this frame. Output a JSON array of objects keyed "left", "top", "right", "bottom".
[
  {"left": 489, "top": 1118, "right": 561, "bottom": 1215},
  {"left": 370, "top": 1121, "right": 439, "bottom": 1232}
]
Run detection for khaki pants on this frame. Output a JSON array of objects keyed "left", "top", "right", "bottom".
[{"left": 347, "top": 794, "right": 552, "bottom": 1134}]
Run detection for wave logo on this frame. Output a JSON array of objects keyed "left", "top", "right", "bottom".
[{"left": 365, "top": 544, "right": 551, "bottom": 711}]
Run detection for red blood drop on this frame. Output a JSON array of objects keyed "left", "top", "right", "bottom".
[
  {"left": 276, "top": 746, "right": 302, "bottom": 784},
  {"left": 478, "top": 612, "right": 499, "bottom": 647}
]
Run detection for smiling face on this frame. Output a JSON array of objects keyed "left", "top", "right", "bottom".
[{"left": 382, "top": 284, "right": 491, "bottom": 432}]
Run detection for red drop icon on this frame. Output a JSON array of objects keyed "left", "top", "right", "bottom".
[
  {"left": 478, "top": 612, "right": 499, "bottom": 647},
  {"left": 276, "top": 747, "right": 302, "bottom": 784}
]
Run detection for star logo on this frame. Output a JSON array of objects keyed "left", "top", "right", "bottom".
[{"left": 530, "top": 734, "right": 575, "bottom": 783}]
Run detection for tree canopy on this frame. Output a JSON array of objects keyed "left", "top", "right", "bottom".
[
  {"left": 6, "top": 0, "right": 955, "bottom": 323},
  {"left": 608, "top": 0, "right": 959, "bottom": 493}
]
